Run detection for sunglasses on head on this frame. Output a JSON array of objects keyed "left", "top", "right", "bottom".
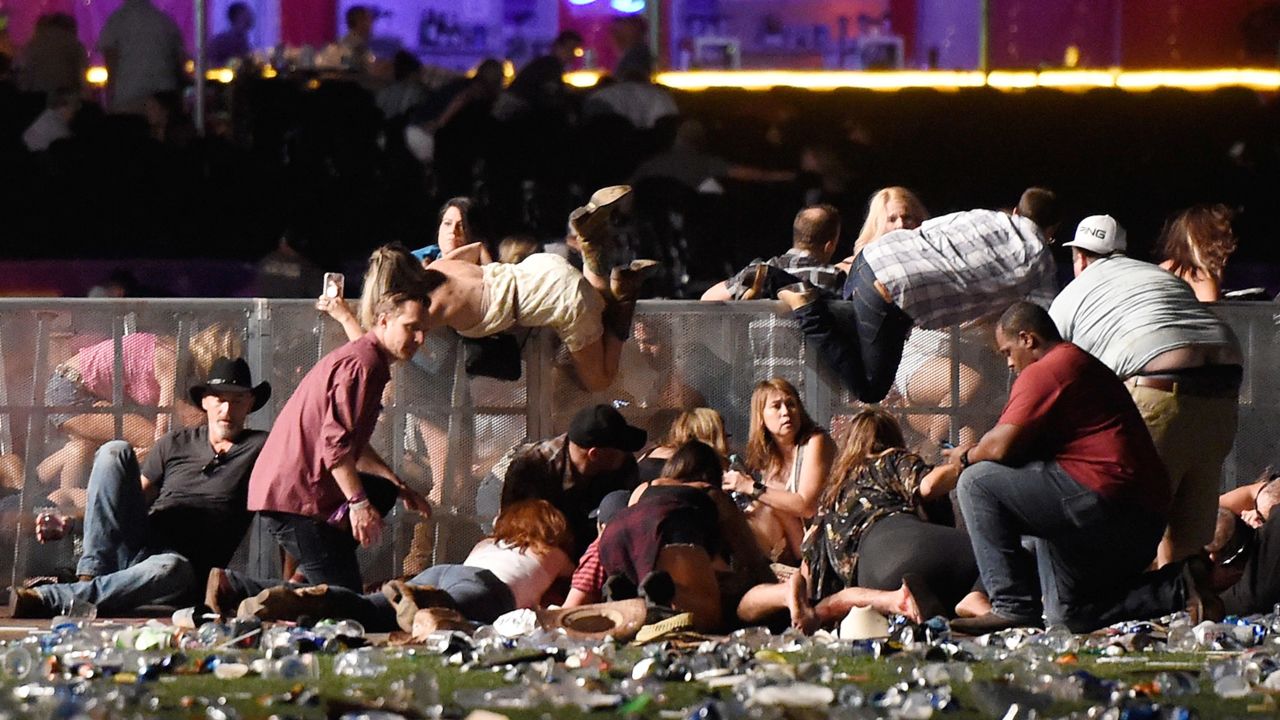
[{"left": 201, "top": 452, "right": 229, "bottom": 475}]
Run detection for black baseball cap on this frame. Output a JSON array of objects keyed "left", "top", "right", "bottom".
[
  {"left": 567, "top": 404, "right": 646, "bottom": 453},
  {"left": 589, "top": 490, "right": 631, "bottom": 524}
]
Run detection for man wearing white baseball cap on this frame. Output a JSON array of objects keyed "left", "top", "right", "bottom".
[{"left": 1050, "top": 214, "right": 1243, "bottom": 567}]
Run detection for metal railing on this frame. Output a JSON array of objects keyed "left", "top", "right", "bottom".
[{"left": 1, "top": 299, "right": 1274, "bottom": 592}]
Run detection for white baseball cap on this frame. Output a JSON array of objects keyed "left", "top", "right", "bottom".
[{"left": 1063, "top": 214, "right": 1126, "bottom": 255}]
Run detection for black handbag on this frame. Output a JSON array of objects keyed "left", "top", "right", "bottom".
[{"left": 462, "top": 332, "right": 524, "bottom": 381}]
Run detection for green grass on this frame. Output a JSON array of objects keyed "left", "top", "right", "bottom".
[{"left": 5, "top": 646, "right": 1273, "bottom": 719}]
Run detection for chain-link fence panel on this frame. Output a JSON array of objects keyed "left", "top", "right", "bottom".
[{"left": 0, "top": 299, "right": 1276, "bottom": 599}]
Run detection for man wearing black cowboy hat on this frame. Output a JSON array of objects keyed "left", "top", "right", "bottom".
[{"left": 12, "top": 357, "right": 271, "bottom": 618}]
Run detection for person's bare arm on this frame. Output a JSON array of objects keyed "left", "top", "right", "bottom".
[
  {"left": 317, "top": 296, "right": 364, "bottom": 341},
  {"left": 562, "top": 587, "right": 599, "bottom": 608},
  {"left": 701, "top": 281, "right": 734, "bottom": 301},
  {"left": 441, "top": 242, "right": 488, "bottom": 265},
  {"left": 152, "top": 344, "right": 178, "bottom": 438},
  {"left": 723, "top": 433, "right": 833, "bottom": 519},
  {"left": 918, "top": 462, "right": 962, "bottom": 501},
  {"left": 1221, "top": 480, "right": 1265, "bottom": 516}
]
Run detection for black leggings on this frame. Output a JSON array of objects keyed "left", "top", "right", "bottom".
[
  {"left": 791, "top": 254, "right": 913, "bottom": 403},
  {"left": 855, "top": 513, "right": 981, "bottom": 609}
]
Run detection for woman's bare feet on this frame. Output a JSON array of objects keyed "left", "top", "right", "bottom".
[
  {"left": 786, "top": 572, "right": 818, "bottom": 634},
  {"left": 891, "top": 581, "right": 924, "bottom": 624},
  {"left": 955, "top": 591, "right": 992, "bottom": 618}
]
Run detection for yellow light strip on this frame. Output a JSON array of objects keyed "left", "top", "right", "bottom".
[
  {"left": 1115, "top": 68, "right": 1280, "bottom": 90},
  {"left": 1035, "top": 70, "right": 1118, "bottom": 88},
  {"left": 654, "top": 70, "right": 987, "bottom": 91},
  {"left": 563, "top": 68, "right": 1280, "bottom": 92},
  {"left": 86, "top": 65, "right": 1280, "bottom": 93}
]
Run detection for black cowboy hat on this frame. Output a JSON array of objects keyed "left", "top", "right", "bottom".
[{"left": 187, "top": 357, "right": 272, "bottom": 412}]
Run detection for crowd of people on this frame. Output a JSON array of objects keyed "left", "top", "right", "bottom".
[
  {"left": 10, "top": 170, "right": 1275, "bottom": 644},
  {"left": 7, "top": 2, "right": 1275, "bottom": 294},
  {"left": 3, "top": 0, "right": 1276, "bottom": 642}
]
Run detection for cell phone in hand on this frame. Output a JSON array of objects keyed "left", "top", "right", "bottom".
[
  {"left": 323, "top": 272, "right": 345, "bottom": 299},
  {"left": 939, "top": 440, "right": 956, "bottom": 450}
]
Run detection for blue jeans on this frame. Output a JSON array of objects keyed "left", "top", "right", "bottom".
[
  {"left": 222, "top": 512, "right": 364, "bottom": 598},
  {"left": 957, "top": 460, "right": 1179, "bottom": 632},
  {"left": 223, "top": 473, "right": 401, "bottom": 597},
  {"left": 409, "top": 565, "right": 514, "bottom": 623},
  {"left": 283, "top": 564, "right": 514, "bottom": 632},
  {"left": 791, "top": 255, "right": 912, "bottom": 403},
  {"left": 37, "top": 441, "right": 195, "bottom": 614}
]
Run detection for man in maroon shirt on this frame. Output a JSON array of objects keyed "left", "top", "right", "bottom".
[
  {"left": 949, "top": 302, "right": 1216, "bottom": 634},
  {"left": 214, "top": 290, "right": 432, "bottom": 607}
]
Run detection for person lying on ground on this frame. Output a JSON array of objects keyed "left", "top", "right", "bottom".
[{"left": 217, "top": 499, "right": 575, "bottom": 632}]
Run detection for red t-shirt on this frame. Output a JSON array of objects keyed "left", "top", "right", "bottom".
[{"left": 998, "top": 343, "right": 1170, "bottom": 514}]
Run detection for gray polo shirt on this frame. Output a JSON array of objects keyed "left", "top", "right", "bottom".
[{"left": 1049, "top": 255, "right": 1238, "bottom": 378}]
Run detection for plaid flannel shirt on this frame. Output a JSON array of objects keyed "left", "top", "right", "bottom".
[
  {"left": 860, "top": 209, "right": 1059, "bottom": 329},
  {"left": 725, "top": 249, "right": 846, "bottom": 299}
]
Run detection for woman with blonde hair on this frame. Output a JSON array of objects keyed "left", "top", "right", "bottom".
[
  {"left": 636, "top": 407, "right": 731, "bottom": 483},
  {"left": 1157, "top": 204, "right": 1238, "bottom": 301},
  {"left": 846, "top": 186, "right": 989, "bottom": 446},
  {"left": 852, "top": 186, "right": 928, "bottom": 257},
  {"left": 721, "top": 378, "right": 833, "bottom": 565},
  {"left": 736, "top": 408, "right": 981, "bottom": 632}
]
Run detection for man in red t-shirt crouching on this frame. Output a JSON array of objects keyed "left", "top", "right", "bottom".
[{"left": 948, "top": 302, "right": 1218, "bottom": 634}]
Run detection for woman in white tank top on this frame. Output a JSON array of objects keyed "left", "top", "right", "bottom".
[{"left": 722, "top": 378, "right": 833, "bottom": 566}]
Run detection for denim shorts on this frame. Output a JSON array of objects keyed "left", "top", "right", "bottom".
[{"left": 45, "top": 367, "right": 97, "bottom": 428}]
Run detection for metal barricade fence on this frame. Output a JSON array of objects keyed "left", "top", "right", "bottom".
[{"left": 0, "top": 299, "right": 1275, "bottom": 593}]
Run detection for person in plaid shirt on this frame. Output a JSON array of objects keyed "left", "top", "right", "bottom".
[
  {"left": 701, "top": 205, "right": 846, "bottom": 301},
  {"left": 779, "top": 188, "right": 1061, "bottom": 403}
]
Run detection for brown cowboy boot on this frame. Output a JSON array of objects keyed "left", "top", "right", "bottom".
[
  {"left": 571, "top": 185, "right": 632, "bottom": 277},
  {"left": 605, "top": 260, "right": 659, "bottom": 340}
]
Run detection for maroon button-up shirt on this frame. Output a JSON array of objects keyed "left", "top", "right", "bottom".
[{"left": 248, "top": 332, "right": 391, "bottom": 519}]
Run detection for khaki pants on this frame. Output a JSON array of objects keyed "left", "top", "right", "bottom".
[{"left": 1128, "top": 384, "right": 1238, "bottom": 561}]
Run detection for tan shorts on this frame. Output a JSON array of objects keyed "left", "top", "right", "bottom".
[
  {"left": 1128, "top": 384, "right": 1238, "bottom": 559},
  {"left": 459, "top": 253, "right": 606, "bottom": 353}
]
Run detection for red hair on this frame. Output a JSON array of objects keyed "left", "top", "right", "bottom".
[{"left": 492, "top": 499, "right": 573, "bottom": 555}]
